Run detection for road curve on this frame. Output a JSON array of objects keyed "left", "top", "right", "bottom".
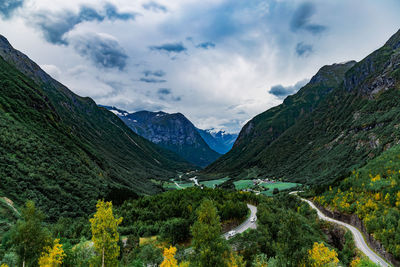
[
  {"left": 223, "top": 204, "right": 257, "bottom": 239},
  {"left": 300, "top": 197, "right": 390, "bottom": 267}
]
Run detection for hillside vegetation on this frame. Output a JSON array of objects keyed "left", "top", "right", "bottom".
[
  {"left": 206, "top": 29, "right": 400, "bottom": 186},
  {"left": 314, "top": 143, "right": 400, "bottom": 260},
  {"left": 1, "top": 187, "right": 366, "bottom": 266},
  {"left": 0, "top": 36, "right": 192, "bottom": 220}
]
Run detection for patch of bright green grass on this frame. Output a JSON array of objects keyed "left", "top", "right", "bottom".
[
  {"left": 233, "top": 180, "right": 254, "bottom": 190},
  {"left": 200, "top": 178, "right": 230, "bottom": 188},
  {"left": 260, "top": 182, "right": 301, "bottom": 196}
]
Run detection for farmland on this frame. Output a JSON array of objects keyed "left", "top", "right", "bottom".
[{"left": 163, "top": 177, "right": 300, "bottom": 195}]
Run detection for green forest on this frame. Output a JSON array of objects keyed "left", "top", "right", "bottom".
[{"left": 0, "top": 188, "right": 377, "bottom": 266}]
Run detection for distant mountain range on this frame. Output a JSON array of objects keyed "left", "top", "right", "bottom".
[
  {"left": 205, "top": 29, "right": 400, "bottom": 186},
  {"left": 196, "top": 129, "right": 238, "bottom": 154},
  {"left": 0, "top": 35, "right": 193, "bottom": 219},
  {"left": 101, "top": 106, "right": 232, "bottom": 167}
]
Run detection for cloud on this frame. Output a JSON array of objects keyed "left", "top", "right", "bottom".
[
  {"left": 140, "top": 77, "right": 167, "bottom": 83},
  {"left": 149, "top": 42, "right": 187, "bottom": 53},
  {"left": 269, "top": 79, "right": 309, "bottom": 98},
  {"left": 0, "top": 0, "right": 23, "bottom": 19},
  {"left": 4, "top": 0, "right": 400, "bottom": 133},
  {"left": 70, "top": 33, "right": 128, "bottom": 70},
  {"left": 196, "top": 41, "right": 216, "bottom": 49},
  {"left": 104, "top": 3, "right": 137, "bottom": 20},
  {"left": 157, "top": 88, "right": 171, "bottom": 95},
  {"left": 296, "top": 42, "right": 313, "bottom": 57},
  {"left": 157, "top": 88, "right": 181, "bottom": 101},
  {"left": 143, "top": 2, "right": 167, "bottom": 13},
  {"left": 143, "top": 70, "right": 166, "bottom": 77},
  {"left": 290, "top": 2, "right": 327, "bottom": 35},
  {"left": 32, "top": 3, "right": 136, "bottom": 45}
]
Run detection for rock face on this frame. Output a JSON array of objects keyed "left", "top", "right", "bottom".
[
  {"left": 206, "top": 29, "right": 400, "bottom": 185},
  {"left": 101, "top": 107, "right": 221, "bottom": 167}
]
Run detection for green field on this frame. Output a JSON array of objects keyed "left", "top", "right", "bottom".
[
  {"left": 164, "top": 177, "right": 230, "bottom": 190},
  {"left": 233, "top": 180, "right": 300, "bottom": 195},
  {"left": 164, "top": 178, "right": 300, "bottom": 195},
  {"left": 163, "top": 182, "right": 194, "bottom": 190},
  {"left": 200, "top": 178, "right": 230, "bottom": 188},
  {"left": 233, "top": 180, "right": 254, "bottom": 190},
  {"left": 260, "top": 182, "right": 301, "bottom": 196}
]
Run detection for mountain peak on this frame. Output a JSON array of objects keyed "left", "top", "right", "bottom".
[{"left": 102, "top": 106, "right": 221, "bottom": 167}]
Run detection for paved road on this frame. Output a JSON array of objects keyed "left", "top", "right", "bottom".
[
  {"left": 223, "top": 204, "right": 257, "bottom": 239},
  {"left": 298, "top": 197, "right": 390, "bottom": 267}
]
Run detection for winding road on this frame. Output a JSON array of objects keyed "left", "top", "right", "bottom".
[
  {"left": 296, "top": 195, "right": 390, "bottom": 266},
  {"left": 223, "top": 204, "right": 257, "bottom": 239}
]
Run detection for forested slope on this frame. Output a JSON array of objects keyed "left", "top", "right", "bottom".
[{"left": 0, "top": 35, "right": 192, "bottom": 220}]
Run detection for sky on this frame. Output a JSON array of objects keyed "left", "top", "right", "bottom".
[{"left": 1, "top": 0, "right": 400, "bottom": 133}]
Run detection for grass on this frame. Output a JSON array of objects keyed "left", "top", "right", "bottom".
[
  {"left": 233, "top": 180, "right": 254, "bottom": 190},
  {"left": 200, "top": 178, "right": 230, "bottom": 188},
  {"left": 164, "top": 177, "right": 230, "bottom": 190},
  {"left": 164, "top": 178, "right": 300, "bottom": 196},
  {"left": 163, "top": 182, "right": 194, "bottom": 190},
  {"left": 233, "top": 180, "right": 300, "bottom": 196},
  {"left": 260, "top": 182, "right": 301, "bottom": 191}
]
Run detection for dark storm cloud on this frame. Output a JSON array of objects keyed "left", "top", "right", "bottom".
[
  {"left": 149, "top": 42, "right": 187, "bottom": 53},
  {"left": 0, "top": 0, "right": 24, "bottom": 19},
  {"left": 143, "top": 70, "right": 166, "bottom": 77},
  {"left": 196, "top": 41, "right": 216, "bottom": 49},
  {"left": 269, "top": 79, "right": 309, "bottom": 98},
  {"left": 140, "top": 78, "right": 167, "bottom": 83},
  {"left": 295, "top": 42, "right": 313, "bottom": 57},
  {"left": 290, "top": 2, "right": 327, "bottom": 35},
  {"left": 33, "top": 3, "right": 137, "bottom": 45},
  {"left": 71, "top": 33, "right": 128, "bottom": 70},
  {"left": 142, "top": 2, "right": 168, "bottom": 13}
]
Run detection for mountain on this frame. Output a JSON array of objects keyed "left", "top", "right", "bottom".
[
  {"left": 314, "top": 142, "right": 400, "bottom": 263},
  {"left": 196, "top": 129, "right": 238, "bottom": 154},
  {"left": 206, "top": 29, "right": 400, "bottom": 185},
  {"left": 0, "top": 35, "right": 193, "bottom": 219},
  {"left": 101, "top": 107, "right": 221, "bottom": 167}
]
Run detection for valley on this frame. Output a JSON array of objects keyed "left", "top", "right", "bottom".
[{"left": 0, "top": 7, "right": 400, "bottom": 267}]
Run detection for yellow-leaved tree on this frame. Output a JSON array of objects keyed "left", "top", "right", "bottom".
[
  {"left": 1, "top": 264, "right": 9, "bottom": 267},
  {"left": 308, "top": 242, "right": 339, "bottom": 267},
  {"left": 38, "top": 238, "right": 66, "bottom": 267},
  {"left": 90, "top": 200, "right": 123, "bottom": 267},
  {"left": 160, "top": 246, "right": 178, "bottom": 267},
  {"left": 227, "top": 252, "right": 246, "bottom": 267}
]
